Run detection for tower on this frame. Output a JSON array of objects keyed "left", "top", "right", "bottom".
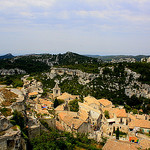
[{"left": 53, "top": 83, "right": 61, "bottom": 98}]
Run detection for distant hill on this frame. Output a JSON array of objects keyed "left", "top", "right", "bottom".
[
  {"left": 0, "top": 52, "right": 101, "bottom": 74},
  {"left": 14, "top": 52, "right": 101, "bottom": 66},
  {"left": 85, "top": 55, "right": 100, "bottom": 58},
  {"left": 86, "top": 55, "right": 150, "bottom": 61},
  {"left": 0, "top": 53, "right": 14, "bottom": 59}
]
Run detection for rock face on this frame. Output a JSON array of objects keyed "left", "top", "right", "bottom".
[
  {"left": 0, "top": 68, "right": 26, "bottom": 75},
  {"left": 45, "top": 67, "right": 99, "bottom": 85},
  {"left": 141, "top": 57, "right": 150, "bottom": 63},
  {"left": 124, "top": 68, "right": 150, "bottom": 98},
  {"left": 147, "top": 57, "right": 150, "bottom": 63},
  {"left": 44, "top": 67, "right": 150, "bottom": 99},
  {"left": 0, "top": 113, "right": 12, "bottom": 132},
  {"left": 21, "top": 75, "right": 43, "bottom": 95},
  {"left": 111, "top": 58, "right": 136, "bottom": 63},
  {"left": 0, "top": 112, "right": 25, "bottom": 150}
]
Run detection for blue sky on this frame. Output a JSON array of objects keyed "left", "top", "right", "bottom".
[{"left": 0, "top": 0, "right": 150, "bottom": 55}]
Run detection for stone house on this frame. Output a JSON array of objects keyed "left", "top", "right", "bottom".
[
  {"left": 83, "top": 95, "right": 100, "bottom": 110},
  {"left": 0, "top": 113, "right": 25, "bottom": 150},
  {"left": 128, "top": 119, "right": 150, "bottom": 133},
  {"left": 103, "top": 107, "right": 128, "bottom": 126},
  {"left": 78, "top": 102, "right": 103, "bottom": 129},
  {"left": 102, "top": 107, "right": 129, "bottom": 135},
  {"left": 102, "top": 139, "right": 140, "bottom": 150},
  {"left": 57, "top": 111, "right": 89, "bottom": 133},
  {"left": 98, "top": 99, "right": 112, "bottom": 108},
  {"left": 57, "top": 92, "right": 79, "bottom": 102},
  {"left": 39, "top": 98, "right": 54, "bottom": 109},
  {"left": 112, "top": 108, "right": 128, "bottom": 125}
]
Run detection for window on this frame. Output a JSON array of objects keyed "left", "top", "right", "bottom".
[{"left": 120, "top": 118, "right": 122, "bottom": 123}]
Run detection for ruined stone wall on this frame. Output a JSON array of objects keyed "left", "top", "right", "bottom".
[
  {"left": 11, "top": 101, "right": 25, "bottom": 112},
  {"left": 0, "top": 140, "right": 7, "bottom": 150},
  {"left": 28, "top": 125, "right": 40, "bottom": 140},
  {"left": 40, "top": 118, "right": 56, "bottom": 129},
  {"left": 77, "top": 122, "right": 89, "bottom": 133}
]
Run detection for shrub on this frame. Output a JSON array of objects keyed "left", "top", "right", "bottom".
[{"left": 104, "top": 110, "right": 110, "bottom": 119}]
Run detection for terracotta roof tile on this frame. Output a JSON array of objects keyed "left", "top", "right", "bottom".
[
  {"left": 139, "top": 138, "right": 150, "bottom": 149},
  {"left": 98, "top": 99, "right": 112, "bottom": 107},
  {"left": 129, "top": 119, "right": 150, "bottom": 129},
  {"left": 112, "top": 108, "right": 127, "bottom": 118},
  {"left": 84, "top": 95, "right": 99, "bottom": 106},
  {"left": 28, "top": 92, "right": 38, "bottom": 96},
  {"left": 102, "top": 139, "right": 140, "bottom": 150},
  {"left": 58, "top": 111, "right": 85, "bottom": 129},
  {"left": 39, "top": 98, "right": 53, "bottom": 106},
  {"left": 57, "top": 92, "right": 79, "bottom": 100},
  {"left": 79, "top": 102, "right": 101, "bottom": 114},
  {"left": 129, "top": 114, "right": 137, "bottom": 120},
  {"left": 78, "top": 109, "right": 88, "bottom": 121},
  {"left": 103, "top": 108, "right": 127, "bottom": 118}
]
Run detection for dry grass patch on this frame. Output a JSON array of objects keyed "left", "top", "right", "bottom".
[
  {"left": 0, "top": 89, "right": 18, "bottom": 106},
  {"left": 0, "top": 107, "right": 12, "bottom": 116}
]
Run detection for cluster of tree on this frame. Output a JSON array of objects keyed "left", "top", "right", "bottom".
[
  {"left": 0, "top": 57, "right": 50, "bottom": 74},
  {"left": 54, "top": 99, "right": 64, "bottom": 108},
  {"left": 0, "top": 75, "right": 24, "bottom": 87},
  {"left": 10, "top": 110, "right": 28, "bottom": 140},
  {"left": 31, "top": 128, "right": 102, "bottom": 150},
  {"left": 69, "top": 99, "right": 81, "bottom": 112},
  {"left": 127, "top": 62, "right": 150, "bottom": 84},
  {"left": 98, "top": 55, "right": 148, "bottom": 62},
  {"left": 58, "top": 63, "right": 100, "bottom": 73}
]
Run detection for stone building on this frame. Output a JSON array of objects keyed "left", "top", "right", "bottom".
[
  {"left": 57, "top": 111, "right": 89, "bottom": 133},
  {"left": 53, "top": 83, "right": 61, "bottom": 98},
  {"left": 57, "top": 92, "right": 79, "bottom": 102}
]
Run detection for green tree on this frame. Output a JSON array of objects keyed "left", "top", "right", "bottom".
[
  {"left": 10, "top": 110, "right": 24, "bottom": 129},
  {"left": 54, "top": 99, "right": 64, "bottom": 108},
  {"left": 104, "top": 110, "right": 110, "bottom": 119},
  {"left": 69, "top": 99, "right": 79, "bottom": 112}
]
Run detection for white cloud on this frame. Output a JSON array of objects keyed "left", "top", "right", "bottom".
[{"left": 0, "top": 0, "right": 56, "bottom": 9}]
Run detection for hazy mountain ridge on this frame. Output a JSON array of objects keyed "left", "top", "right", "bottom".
[
  {"left": 0, "top": 53, "right": 14, "bottom": 59},
  {"left": 0, "top": 52, "right": 101, "bottom": 74},
  {"left": 86, "top": 54, "right": 150, "bottom": 61}
]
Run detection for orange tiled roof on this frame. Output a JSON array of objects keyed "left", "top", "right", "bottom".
[
  {"left": 84, "top": 95, "right": 99, "bottom": 106},
  {"left": 128, "top": 114, "right": 137, "bottom": 121},
  {"left": 28, "top": 92, "right": 38, "bottom": 96},
  {"left": 103, "top": 107, "right": 127, "bottom": 118},
  {"left": 36, "top": 104, "right": 49, "bottom": 114},
  {"left": 139, "top": 138, "right": 150, "bottom": 149},
  {"left": 111, "top": 108, "right": 127, "bottom": 118},
  {"left": 78, "top": 109, "right": 88, "bottom": 121},
  {"left": 128, "top": 119, "right": 150, "bottom": 129},
  {"left": 98, "top": 99, "right": 112, "bottom": 107},
  {"left": 39, "top": 98, "right": 53, "bottom": 106},
  {"left": 79, "top": 102, "right": 101, "bottom": 114},
  {"left": 102, "top": 139, "right": 140, "bottom": 150},
  {"left": 59, "top": 111, "right": 85, "bottom": 129},
  {"left": 103, "top": 107, "right": 114, "bottom": 118},
  {"left": 57, "top": 92, "right": 79, "bottom": 100}
]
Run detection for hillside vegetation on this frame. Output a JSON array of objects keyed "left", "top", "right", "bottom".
[{"left": 0, "top": 52, "right": 150, "bottom": 114}]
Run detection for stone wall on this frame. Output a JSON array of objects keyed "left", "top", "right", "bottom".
[
  {"left": 40, "top": 118, "right": 56, "bottom": 129},
  {"left": 28, "top": 125, "right": 40, "bottom": 140}
]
